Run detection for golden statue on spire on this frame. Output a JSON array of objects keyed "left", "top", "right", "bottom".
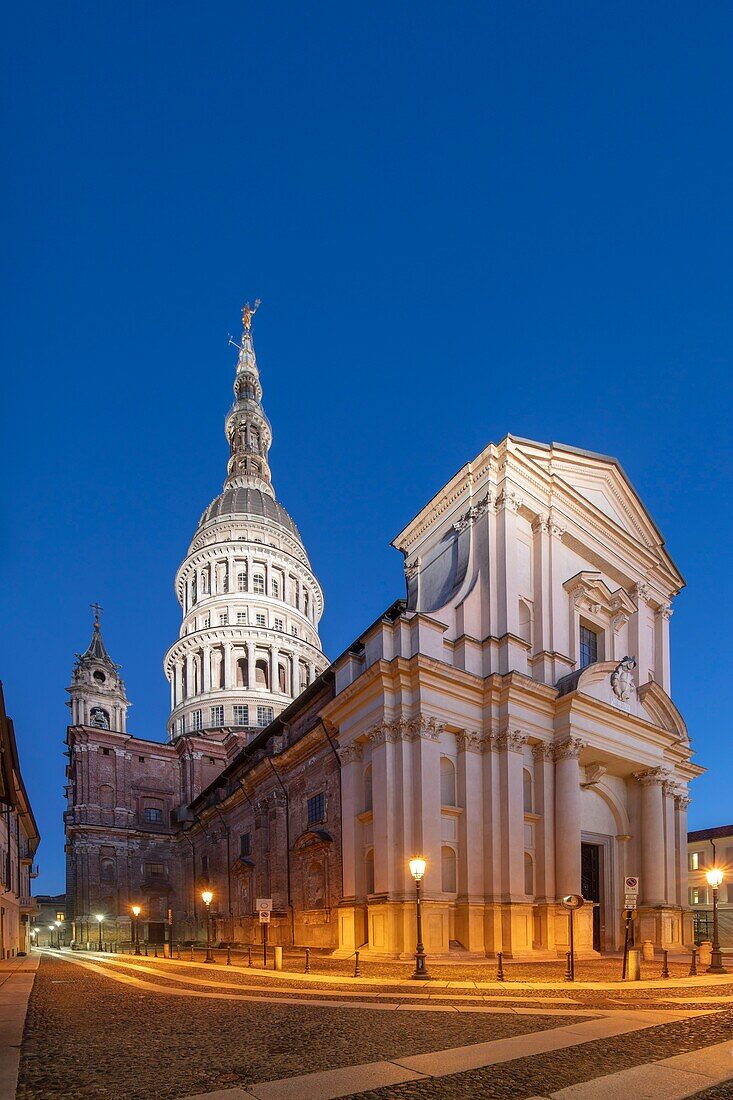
[{"left": 241, "top": 299, "right": 261, "bottom": 332}]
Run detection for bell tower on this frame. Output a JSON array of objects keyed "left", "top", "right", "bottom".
[{"left": 67, "top": 605, "right": 130, "bottom": 732}]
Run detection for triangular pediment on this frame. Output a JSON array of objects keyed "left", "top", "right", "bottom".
[{"left": 508, "top": 437, "right": 683, "bottom": 586}]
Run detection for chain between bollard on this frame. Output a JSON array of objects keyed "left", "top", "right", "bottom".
[
  {"left": 496, "top": 951, "right": 505, "bottom": 982},
  {"left": 304, "top": 947, "right": 311, "bottom": 973},
  {"left": 689, "top": 948, "right": 698, "bottom": 976}
]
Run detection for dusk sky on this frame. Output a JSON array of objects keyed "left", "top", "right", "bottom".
[{"left": 3, "top": 3, "right": 732, "bottom": 895}]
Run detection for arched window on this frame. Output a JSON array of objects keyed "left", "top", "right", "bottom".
[
  {"left": 237, "top": 571, "right": 248, "bottom": 592},
  {"left": 272, "top": 578, "right": 280, "bottom": 599},
  {"left": 364, "top": 848, "right": 375, "bottom": 896},
  {"left": 278, "top": 663, "right": 287, "bottom": 694},
  {"left": 524, "top": 852, "right": 534, "bottom": 896},
  {"left": 253, "top": 574, "right": 265, "bottom": 595},
  {"left": 440, "top": 757, "right": 456, "bottom": 807},
  {"left": 191, "top": 575, "right": 197, "bottom": 604},
  {"left": 523, "top": 768, "right": 533, "bottom": 814},
  {"left": 303, "top": 591, "right": 310, "bottom": 616},
  {"left": 91, "top": 707, "right": 110, "bottom": 730},
  {"left": 255, "top": 659, "right": 269, "bottom": 689},
  {"left": 441, "top": 846, "right": 457, "bottom": 892},
  {"left": 236, "top": 658, "right": 247, "bottom": 688},
  {"left": 200, "top": 571, "right": 208, "bottom": 594},
  {"left": 363, "top": 765, "right": 373, "bottom": 813}
]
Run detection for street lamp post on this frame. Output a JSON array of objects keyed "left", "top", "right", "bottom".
[
  {"left": 131, "top": 905, "right": 141, "bottom": 955},
  {"left": 409, "top": 857, "right": 431, "bottom": 980},
  {"left": 96, "top": 914, "right": 104, "bottom": 952},
  {"left": 705, "top": 869, "right": 728, "bottom": 974},
  {"left": 54, "top": 920, "right": 62, "bottom": 950},
  {"left": 48, "top": 925, "right": 56, "bottom": 949},
  {"left": 201, "top": 890, "right": 214, "bottom": 962}
]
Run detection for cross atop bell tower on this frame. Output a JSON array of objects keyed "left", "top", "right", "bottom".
[{"left": 67, "top": 609, "right": 131, "bottom": 732}]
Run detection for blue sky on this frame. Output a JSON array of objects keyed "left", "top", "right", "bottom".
[{"left": 2, "top": 3, "right": 732, "bottom": 894}]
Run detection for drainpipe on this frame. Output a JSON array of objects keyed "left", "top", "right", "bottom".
[
  {"left": 266, "top": 755, "right": 294, "bottom": 944},
  {"left": 317, "top": 719, "right": 345, "bottom": 902}
]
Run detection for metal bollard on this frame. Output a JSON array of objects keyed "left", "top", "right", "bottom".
[
  {"left": 144, "top": 942, "right": 149, "bottom": 957},
  {"left": 564, "top": 951, "right": 573, "bottom": 982},
  {"left": 304, "top": 947, "right": 311, "bottom": 973},
  {"left": 689, "top": 948, "right": 698, "bottom": 976},
  {"left": 247, "top": 944, "right": 252, "bottom": 968},
  {"left": 176, "top": 943, "right": 181, "bottom": 960},
  {"left": 661, "top": 949, "right": 669, "bottom": 979},
  {"left": 154, "top": 943, "right": 158, "bottom": 958},
  {"left": 226, "top": 945, "right": 232, "bottom": 966},
  {"left": 190, "top": 945, "right": 195, "bottom": 962},
  {"left": 496, "top": 951, "right": 505, "bottom": 982},
  {"left": 354, "top": 950, "right": 361, "bottom": 978}
]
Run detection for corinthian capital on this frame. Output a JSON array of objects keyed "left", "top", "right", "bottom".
[
  {"left": 339, "top": 742, "right": 363, "bottom": 765},
  {"left": 633, "top": 766, "right": 671, "bottom": 788},
  {"left": 552, "top": 736, "right": 586, "bottom": 761},
  {"left": 495, "top": 728, "right": 528, "bottom": 753}
]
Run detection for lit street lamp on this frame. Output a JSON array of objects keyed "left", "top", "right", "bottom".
[
  {"left": 705, "top": 869, "right": 728, "bottom": 974},
  {"left": 48, "top": 924, "right": 56, "bottom": 949},
  {"left": 54, "top": 920, "right": 62, "bottom": 950},
  {"left": 131, "top": 905, "right": 142, "bottom": 955},
  {"left": 409, "top": 857, "right": 430, "bottom": 980},
  {"left": 96, "top": 914, "right": 104, "bottom": 952},
  {"left": 201, "top": 889, "right": 214, "bottom": 962}
]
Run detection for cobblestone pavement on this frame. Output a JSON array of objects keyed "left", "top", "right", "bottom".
[
  {"left": 344, "top": 1007, "right": 733, "bottom": 1098},
  {"left": 16, "top": 955, "right": 585, "bottom": 1100}
]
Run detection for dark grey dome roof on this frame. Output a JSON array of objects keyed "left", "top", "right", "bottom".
[{"left": 198, "top": 486, "right": 302, "bottom": 540}]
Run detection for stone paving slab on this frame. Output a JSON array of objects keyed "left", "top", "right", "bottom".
[
  {"left": 525, "top": 1037, "right": 733, "bottom": 1098},
  {"left": 0, "top": 954, "right": 39, "bottom": 1100}
]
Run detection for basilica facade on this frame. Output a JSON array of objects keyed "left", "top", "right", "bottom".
[{"left": 65, "top": 309, "right": 703, "bottom": 957}]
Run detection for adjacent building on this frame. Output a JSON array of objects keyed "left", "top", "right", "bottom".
[
  {"left": 687, "top": 825, "right": 733, "bottom": 947},
  {"left": 0, "top": 683, "right": 40, "bottom": 956},
  {"left": 65, "top": 306, "right": 704, "bottom": 957}
]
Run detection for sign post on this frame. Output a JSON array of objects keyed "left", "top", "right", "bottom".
[
  {"left": 560, "top": 894, "right": 585, "bottom": 982},
  {"left": 621, "top": 876, "right": 639, "bottom": 980},
  {"left": 257, "top": 899, "right": 272, "bottom": 968}
]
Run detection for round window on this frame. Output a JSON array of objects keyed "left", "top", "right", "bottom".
[{"left": 93, "top": 670, "right": 106, "bottom": 684}]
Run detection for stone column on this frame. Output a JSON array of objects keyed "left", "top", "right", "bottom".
[
  {"left": 636, "top": 768, "right": 667, "bottom": 906},
  {"left": 370, "top": 726, "right": 397, "bottom": 895},
  {"left": 227, "top": 556, "right": 235, "bottom": 596},
  {"left": 495, "top": 488, "right": 522, "bottom": 640},
  {"left": 339, "top": 743, "right": 362, "bottom": 899},
  {"left": 175, "top": 661, "right": 184, "bottom": 706},
  {"left": 223, "top": 642, "right": 233, "bottom": 691},
  {"left": 553, "top": 737, "right": 585, "bottom": 898},
  {"left": 202, "top": 647, "right": 211, "bottom": 694},
  {"left": 271, "top": 646, "right": 280, "bottom": 693},
  {"left": 533, "top": 742, "right": 555, "bottom": 901},
  {"left": 663, "top": 780, "right": 677, "bottom": 908},
  {"left": 246, "top": 641, "right": 256, "bottom": 689},
  {"left": 185, "top": 653, "right": 195, "bottom": 700},
  {"left": 497, "top": 730, "right": 528, "bottom": 899},
  {"left": 456, "top": 731, "right": 484, "bottom": 897},
  {"left": 675, "top": 794, "right": 690, "bottom": 908}
]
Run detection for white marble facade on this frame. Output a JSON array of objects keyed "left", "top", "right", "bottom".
[{"left": 326, "top": 436, "right": 702, "bottom": 957}]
